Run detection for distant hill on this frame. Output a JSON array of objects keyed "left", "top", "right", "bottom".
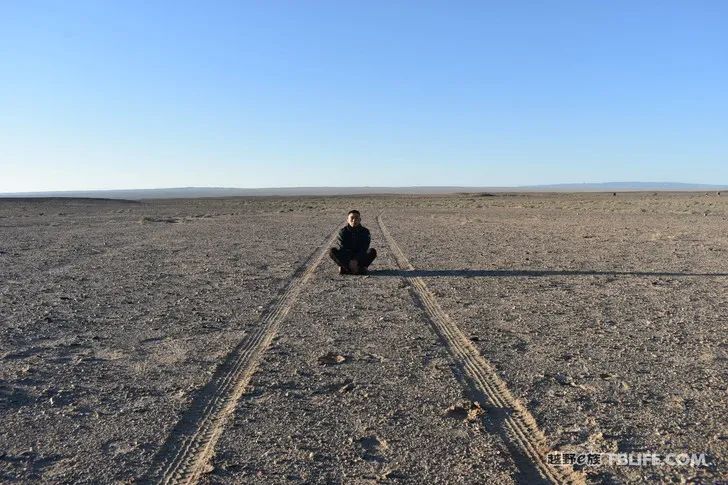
[
  {"left": 516, "top": 182, "right": 728, "bottom": 191},
  {"left": 1, "top": 182, "right": 727, "bottom": 200}
]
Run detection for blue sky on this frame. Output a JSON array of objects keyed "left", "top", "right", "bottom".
[{"left": 2, "top": 1, "right": 727, "bottom": 191}]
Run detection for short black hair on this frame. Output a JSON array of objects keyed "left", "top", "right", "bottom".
[{"left": 348, "top": 210, "right": 360, "bottom": 216}]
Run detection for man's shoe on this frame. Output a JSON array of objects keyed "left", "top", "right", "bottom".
[
  {"left": 339, "top": 266, "right": 349, "bottom": 275},
  {"left": 358, "top": 267, "right": 368, "bottom": 275}
]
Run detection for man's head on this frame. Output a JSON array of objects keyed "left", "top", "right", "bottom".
[{"left": 347, "top": 210, "right": 361, "bottom": 227}]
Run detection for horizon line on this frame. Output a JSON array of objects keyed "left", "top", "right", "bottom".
[{"left": 3, "top": 180, "right": 728, "bottom": 196}]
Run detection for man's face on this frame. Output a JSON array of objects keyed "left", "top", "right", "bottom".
[{"left": 347, "top": 212, "right": 361, "bottom": 227}]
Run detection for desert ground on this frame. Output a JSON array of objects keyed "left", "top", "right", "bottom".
[{"left": 1, "top": 193, "right": 726, "bottom": 484}]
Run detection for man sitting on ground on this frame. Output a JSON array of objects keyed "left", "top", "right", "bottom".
[{"left": 329, "top": 210, "right": 377, "bottom": 275}]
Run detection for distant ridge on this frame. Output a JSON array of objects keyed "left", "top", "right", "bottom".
[
  {"left": 1, "top": 182, "right": 727, "bottom": 200},
  {"left": 516, "top": 181, "right": 728, "bottom": 191}
]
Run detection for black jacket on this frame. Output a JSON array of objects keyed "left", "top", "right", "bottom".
[{"left": 336, "top": 224, "right": 371, "bottom": 257}]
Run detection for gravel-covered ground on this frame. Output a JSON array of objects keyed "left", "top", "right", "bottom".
[{"left": 1, "top": 193, "right": 726, "bottom": 483}]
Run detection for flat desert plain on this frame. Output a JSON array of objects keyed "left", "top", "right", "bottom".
[{"left": 1, "top": 193, "right": 726, "bottom": 484}]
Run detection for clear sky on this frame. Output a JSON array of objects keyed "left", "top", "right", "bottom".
[{"left": 2, "top": 1, "right": 727, "bottom": 192}]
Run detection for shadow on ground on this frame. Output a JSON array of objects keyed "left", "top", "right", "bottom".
[{"left": 368, "top": 269, "right": 728, "bottom": 278}]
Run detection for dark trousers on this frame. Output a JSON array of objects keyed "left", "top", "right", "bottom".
[{"left": 329, "top": 247, "right": 377, "bottom": 269}]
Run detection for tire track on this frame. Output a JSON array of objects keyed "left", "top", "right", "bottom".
[
  {"left": 377, "top": 213, "right": 584, "bottom": 485},
  {"left": 142, "top": 228, "right": 339, "bottom": 485}
]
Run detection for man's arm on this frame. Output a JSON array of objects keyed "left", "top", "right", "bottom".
[
  {"left": 362, "top": 228, "right": 371, "bottom": 252},
  {"left": 335, "top": 227, "right": 346, "bottom": 249},
  {"left": 352, "top": 228, "right": 371, "bottom": 262}
]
